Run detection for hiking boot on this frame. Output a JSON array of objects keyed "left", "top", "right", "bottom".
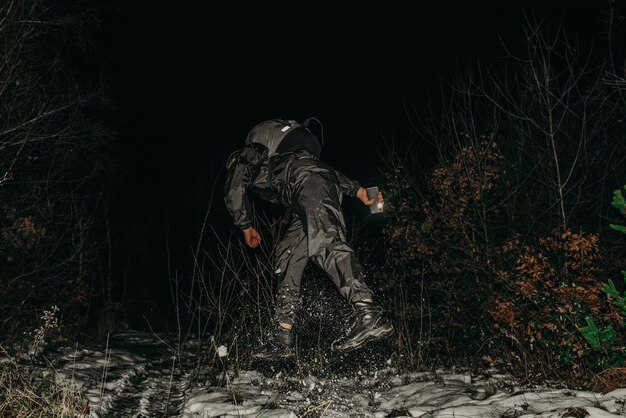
[
  {"left": 251, "top": 326, "right": 295, "bottom": 360},
  {"left": 331, "top": 301, "right": 394, "bottom": 352}
]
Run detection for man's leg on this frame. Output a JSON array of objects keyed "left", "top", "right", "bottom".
[
  {"left": 293, "top": 169, "right": 393, "bottom": 351},
  {"left": 295, "top": 170, "right": 373, "bottom": 303},
  {"left": 253, "top": 214, "right": 308, "bottom": 360},
  {"left": 272, "top": 214, "right": 308, "bottom": 330}
]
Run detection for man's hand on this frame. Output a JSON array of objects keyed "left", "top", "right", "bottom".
[
  {"left": 357, "top": 187, "right": 384, "bottom": 206},
  {"left": 243, "top": 226, "right": 262, "bottom": 248}
]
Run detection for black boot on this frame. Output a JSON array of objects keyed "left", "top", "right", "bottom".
[
  {"left": 251, "top": 326, "right": 295, "bottom": 360},
  {"left": 332, "top": 301, "right": 394, "bottom": 352}
]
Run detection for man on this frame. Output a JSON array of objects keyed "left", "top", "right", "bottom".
[{"left": 224, "top": 118, "right": 393, "bottom": 358}]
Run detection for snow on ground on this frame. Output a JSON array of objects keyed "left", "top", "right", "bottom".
[
  {"left": 181, "top": 368, "right": 626, "bottom": 418},
  {"left": 21, "top": 331, "right": 626, "bottom": 417}
]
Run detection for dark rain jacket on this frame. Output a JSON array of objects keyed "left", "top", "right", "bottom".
[{"left": 224, "top": 119, "right": 361, "bottom": 230}]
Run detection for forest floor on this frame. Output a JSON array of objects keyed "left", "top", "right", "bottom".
[{"left": 15, "top": 330, "right": 626, "bottom": 418}]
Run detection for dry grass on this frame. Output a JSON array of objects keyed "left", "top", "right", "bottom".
[
  {"left": 592, "top": 368, "right": 626, "bottom": 394},
  {"left": 0, "top": 359, "right": 89, "bottom": 418},
  {"left": 0, "top": 304, "right": 90, "bottom": 417}
]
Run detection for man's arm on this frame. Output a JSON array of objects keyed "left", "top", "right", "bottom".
[
  {"left": 335, "top": 169, "right": 384, "bottom": 207},
  {"left": 223, "top": 144, "right": 267, "bottom": 230},
  {"left": 334, "top": 169, "right": 361, "bottom": 197}
]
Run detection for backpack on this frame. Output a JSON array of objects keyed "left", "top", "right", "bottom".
[{"left": 245, "top": 117, "right": 324, "bottom": 157}]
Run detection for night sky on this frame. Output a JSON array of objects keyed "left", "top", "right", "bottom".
[{"left": 93, "top": 1, "right": 621, "bottom": 301}]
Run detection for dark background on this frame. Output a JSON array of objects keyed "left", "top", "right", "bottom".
[{"left": 91, "top": 1, "right": 622, "bottom": 305}]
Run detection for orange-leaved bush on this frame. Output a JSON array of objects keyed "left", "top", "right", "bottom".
[{"left": 491, "top": 229, "right": 618, "bottom": 382}]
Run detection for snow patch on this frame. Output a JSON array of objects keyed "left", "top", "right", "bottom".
[{"left": 27, "top": 332, "right": 626, "bottom": 417}]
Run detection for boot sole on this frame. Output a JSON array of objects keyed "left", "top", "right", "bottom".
[{"left": 332, "top": 324, "right": 394, "bottom": 353}]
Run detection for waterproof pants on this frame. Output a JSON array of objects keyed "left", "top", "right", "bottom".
[{"left": 273, "top": 159, "right": 373, "bottom": 325}]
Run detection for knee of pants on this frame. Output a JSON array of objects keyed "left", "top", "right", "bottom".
[
  {"left": 274, "top": 253, "right": 289, "bottom": 276},
  {"left": 309, "top": 239, "right": 353, "bottom": 261}
]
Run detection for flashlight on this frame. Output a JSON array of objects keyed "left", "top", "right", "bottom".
[{"left": 367, "top": 186, "right": 383, "bottom": 214}]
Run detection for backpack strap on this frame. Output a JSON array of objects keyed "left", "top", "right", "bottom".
[{"left": 302, "top": 116, "right": 324, "bottom": 145}]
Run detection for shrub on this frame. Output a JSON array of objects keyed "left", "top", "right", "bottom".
[
  {"left": 578, "top": 184, "right": 626, "bottom": 391},
  {"left": 491, "top": 229, "right": 619, "bottom": 381},
  {"left": 0, "top": 1, "right": 116, "bottom": 340}
]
